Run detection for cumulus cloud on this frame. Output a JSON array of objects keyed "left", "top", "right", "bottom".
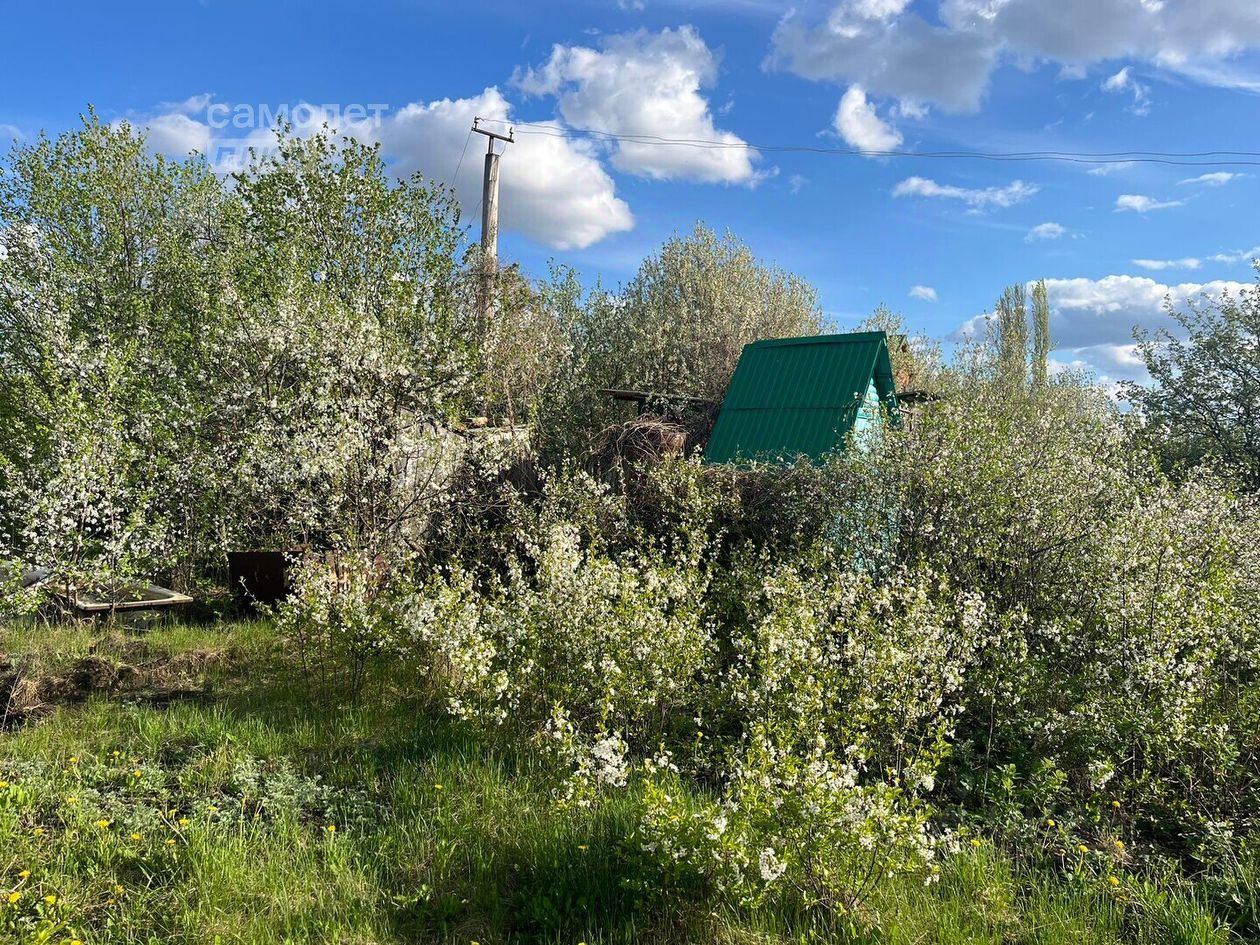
[
  {"left": 1101, "top": 66, "right": 1150, "bottom": 114},
  {"left": 126, "top": 89, "right": 633, "bottom": 251},
  {"left": 768, "top": 0, "right": 1260, "bottom": 112},
  {"left": 141, "top": 113, "right": 213, "bottom": 156},
  {"left": 955, "top": 273, "right": 1251, "bottom": 382},
  {"left": 909, "top": 284, "right": 938, "bottom": 302},
  {"left": 1041, "top": 274, "right": 1249, "bottom": 349},
  {"left": 378, "top": 89, "right": 633, "bottom": 250},
  {"left": 1132, "top": 257, "right": 1202, "bottom": 270},
  {"left": 892, "top": 175, "right": 1038, "bottom": 209},
  {"left": 515, "top": 26, "right": 760, "bottom": 184},
  {"left": 1115, "top": 193, "right": 1183, "bottom": 212},
  {"left": 1179, "top": 171, "right": 1240, "bottom": 185},
  {"left": 1026, "top": 221, "right": 1065, "bottom": 240},
  {"left": 833, "top": 85, "right": 903, "bottom": 152}
]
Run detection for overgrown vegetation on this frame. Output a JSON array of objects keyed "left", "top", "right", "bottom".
[{"left": 2, "top": 113, "right": 1259, "bottom": 944}]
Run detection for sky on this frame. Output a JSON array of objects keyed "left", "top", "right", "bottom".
[{"left": 3, "top": 0, "right": 1260, "bottom": 385}]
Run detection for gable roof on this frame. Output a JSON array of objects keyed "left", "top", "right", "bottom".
[{"left": 703, "top": 331, "right": 898, "bottom": 464}]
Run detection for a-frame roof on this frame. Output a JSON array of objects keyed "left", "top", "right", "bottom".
[{"left": 704, "top": 331, "right": 898, "bottom": 464}]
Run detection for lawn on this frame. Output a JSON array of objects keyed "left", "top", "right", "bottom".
[{"left": 0, "top": 619, "right": 1231, "bottom": 944}]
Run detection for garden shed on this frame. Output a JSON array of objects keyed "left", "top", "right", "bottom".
[{"left": 704, "top": 331, "right": 899, "bottom": 464}]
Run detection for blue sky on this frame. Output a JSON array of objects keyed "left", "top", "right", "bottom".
[{"left": 3, "top": 0, "right": 1259, "bottom": 384}]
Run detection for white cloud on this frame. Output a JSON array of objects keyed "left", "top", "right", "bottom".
[
  {"left": 909, "top": 284, "right": 938, "bottom": 302},
  {"left": 833, "top": 85, "right": 903, "bottom": 152},
  {"left": 141, "top": 112, "right": 213, "bottom": 156},
  {"left": 377, "top": 89, "right": 633, "bottom": 250},
  {"left": 1115, "top": 193, "right": 1183, "bottom": 212},
  {"left": 127, "top": 89, "right": 633, "bottom": 251},
  {"left": 1101, "top": 66, "right": 1150, "bottom": 115},
  {"left": 1026, "top": 221, "right": 1065, "bottom": 240},
  {"left": 955, "top": 273, "right": 1251, "bottom": 382},
  {"left": 892, "top": 175, "right": 1038, "bottom": 208},
  {"left": 768, "top": 0, "right": 1260, "bottom": 113},
  {"left": 1179, "top": 171, "right": 1239, "bottom": 185},
  {"left": 0, "top": 123, "right": 23, "bottom": 143},
  {"left": 1087, "top": 161, "right": 1137, "bottom": 176},
  {"left": 515, "top": 26, "right": 760, "bottom": 184},
  {"left": 1132, "top": 257, "right": 1202, "bottom": 270},
  {"left": 1042, "top": 273, "right": 1249, "bottom": 348},
  {"left": 788, "top": 173, "right": 808, "bottom": 194},
  {"left": 1210, "top": 245, "right": 1260, "bottom": 264}
]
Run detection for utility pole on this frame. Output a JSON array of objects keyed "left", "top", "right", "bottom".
[{"left": 472, "top": 117, "right": 513, "bottom": 323}]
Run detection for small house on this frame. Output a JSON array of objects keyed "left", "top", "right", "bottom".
[{"left": 704, "top": 331, "right": 899, "bottom": 464}]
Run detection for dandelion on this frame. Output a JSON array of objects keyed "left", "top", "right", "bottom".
[
  {"left": 114, "top": 884, "right": 124, "bottom": 895},
  {"left": 1108, "top": 875, "right": 1120, "bottom": 886},
  {"left": 1046, "top": 819, "right": 1056, "bottom": 827},
  {"left": 18, "top": 870, "right": 30, "bottom": 879},
  {"left": 130, "top": 832, "right": 142, "bottom": 841},
  {"left": 32, "top": 828, "right": 45, "bottom": 836},
  {"left": 1113, "top": 839, "right": 1124, "bottom": 849},
  {"left": 95, "top": 819, "right": 111, "bottom": 829},
  {"left": 434, "top": 784, "right": 444, "bottom": 791},
  {"left": 1111, "top": 800, "right": 1121, "bottom": 809},
  {"left": 133, "top": 770, "right": 143, "bottom": 778},
  {"left": 43, "top": 894, "right": 56, "bottom": 905},
  {"left": 325, "top": 824, "right": 336, "bottom": 834},
  {"left": 0, "top": 780, "right": 8, "bottom": 789},
  {"left": 577, "top": 844, "right": 588, "bottom": 851},
  {"left": 1077, "top": 844, "right": 1089, "bottom": 853},
  {"left": 178, "top": 818, "right": 190, "bottom": 827},
  {"left": 68, "top": 757, "right": 77, "bottom": 765},
  {"left": 7, "top": 891, "right": 20, "bottom": 904},
  {"left": 970, "top": 838, "right": 982, "bottom": 848},
  {"left": 165, "top": 839, "right": 177, "bottom": 846}
]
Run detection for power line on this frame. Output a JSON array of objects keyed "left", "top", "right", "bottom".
[{"left": 475, "top": 117, "right": 1260, "bottom": 168}]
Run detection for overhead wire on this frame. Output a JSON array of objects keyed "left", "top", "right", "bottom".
[{"left": 474, "top": 117, "right": 1260, "bottom": 168}]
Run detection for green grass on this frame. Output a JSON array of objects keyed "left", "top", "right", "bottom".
[{"left": 0, "top": 620, "right": 1235, "bottom": 944}]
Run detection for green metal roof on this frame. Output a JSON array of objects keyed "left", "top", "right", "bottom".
[{"left": 704, "top": 331, "right": 898, "bottom": 464}]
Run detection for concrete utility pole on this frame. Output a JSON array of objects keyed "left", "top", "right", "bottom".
[{"left": 472, "top": 117, "right": 513, "bottom": 323}]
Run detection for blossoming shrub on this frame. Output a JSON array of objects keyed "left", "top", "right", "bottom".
[
  {"left": 640, "top": 563, "right": 984, "bottom": 910},
  {"left": 405, "top": 511, "right": 715, "bottom": 796}
]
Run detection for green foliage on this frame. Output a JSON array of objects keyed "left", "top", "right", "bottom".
[{"left": 1126, "top": 270, "right": 1260, "bottom": 488}]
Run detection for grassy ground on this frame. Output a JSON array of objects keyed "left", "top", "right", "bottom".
[{"left": 0, "top": 620, "right": 1233, "bottom": 944}]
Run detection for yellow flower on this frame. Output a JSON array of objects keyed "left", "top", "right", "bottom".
[
  {"left": 18, "top": 870, "right": 30, "bottom": 879},
  {"left": 114, "top": 884, "right": 124, "bottom": 895},
  {"left": 7, "top": 891, "right": 20, "bottom": 904},
  {"left": 43, "top": 894, "right": 56, "bottom": 905},
  {"left": 69, "top": 757, "right": 78, "bottom": 765},
  {"left": 207, "top": 805, "right": 217, "bottom": 813},
  {"left": 32, "top": 827, "right": 45, "bottom": 836},
  {"left": 130, "top": 832, "right": 142, "bottom": 841},
  {"left": 0, "top": 781, "right": 8, "bottom": 789},
  {"left": 1077, "top": 844, "right": 1089, "bottom": 853},
  {"left": 96, "top": 819, "right": 112, "bottom": 829},
  {"left": 1111, "top": 800, "right": 1121, "bottom": 809},
  {"left": 133, "top": 770, "right": 143, "bottom": 778},
  {"left": 325, "top": 824, "right": 336, "bottom": 834},
  {"left": 1113, "top": 839, "right": 1124, "bottom": 849},
  {"left": 1046, "top": 819, "right": 1056, "bottom": 827},
  {"left": 165, "top": 839, "right": 177, "bottom": 846},
  {"left": 969, "top": 838, "right": 982, "bottom": 848},
  {"left": 178, "top": 818, "right": 190, "bottom": 827},
  {"left": 65, "top": 796, "right": 77, "bottom": 805},
  {"left": 1108, "top": 875, "right": 1120, "bottom": 887},
  {"left": 434, "top": 784, "right": 444, "bottom": 790},
  {"left": 577, "top": 844, "right": 588, "bottom": 851}
]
